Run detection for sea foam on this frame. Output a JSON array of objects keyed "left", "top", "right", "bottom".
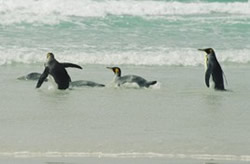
[
  {"left": 0, "top": 0, "right": 249, "bottom": 25},
  {"left": 1, "top": 48, "right": 250, "bottom": 66}
]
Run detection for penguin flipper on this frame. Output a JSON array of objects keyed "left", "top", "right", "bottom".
[
  {"left": 145, "top": 81, "right": 157, "bottom": 88},
  {"left": 36, "top": 67, "right": 49, "bottom": 88},
  {"left": 205, "top": 66, "right": 212, "bottom": 88},
  {"left": 62, "top": 63, "right": 82, "bottom": 69}
]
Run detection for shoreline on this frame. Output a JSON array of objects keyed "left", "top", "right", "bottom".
[
  {"left": 0, "top": 152, "right": 249, "bottom": 164},
  {"left": 0, "top": 156, "right": 249, "bottom": 164}
]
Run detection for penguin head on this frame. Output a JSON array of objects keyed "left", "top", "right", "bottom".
[
  {"left": 107, "top": 67, "right": 121, "bottom": 77},
  {"left": 198, "top": 48, "right": 215, "bottom": 55},
  {"left": 46, "top": 52, "right": 55, "bottom": 62}
]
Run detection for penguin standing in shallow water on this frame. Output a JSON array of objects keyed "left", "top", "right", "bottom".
[
  {"left": 107, "top": 67, "right": 157, "bottom": 88},
  {"left": 198, "top": 48, "right": 226, "bottom": 91},
  {"left": 36, "top": 53, "right": 82, "bottom": 90}
]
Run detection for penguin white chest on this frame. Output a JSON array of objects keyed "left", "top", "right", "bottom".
[
  {"left": 204, "top": 55, "right": 208, "bottom": 70},
  {"left": 48, "top": 75, "right": 58, "bottom": 89}
]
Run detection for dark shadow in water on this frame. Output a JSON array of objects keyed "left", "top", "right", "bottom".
[{"left": 202, "top": 89, "right": 231, "bottom": 109}]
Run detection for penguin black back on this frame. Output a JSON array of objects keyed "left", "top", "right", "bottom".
[
  {"left": 36, "top": 53, "right": 82, "bottom": 90},
  {"left": 48, "top": 58, "right": 71, "bottom": 89}
]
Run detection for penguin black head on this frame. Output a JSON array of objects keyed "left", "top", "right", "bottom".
[
  {"left": 107, "top": 67, "right": 121, "bottom": 77},
  {"left": 47, "top": 52, "right": 55, "bottom": 58},
  {"left": 46, "top": 52, "right": 55, "bottom": 63},
  {"left": 198, "top": 48, "right": 215, "bottom": 55}
]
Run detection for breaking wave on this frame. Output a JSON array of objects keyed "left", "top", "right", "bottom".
[
  {"left": 0, "top": 0, "right": 249, "bottom": 25},
  {"left": 0, "top": 48, "right": 250, "bottom": 66}
]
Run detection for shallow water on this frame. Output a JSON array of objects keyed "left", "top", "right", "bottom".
[{"left": 0, "top": 64, "right": 250, "bottom": 163}]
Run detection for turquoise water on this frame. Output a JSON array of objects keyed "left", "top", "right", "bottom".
[
  {"left": 0, "top": 0, "right": 250, "bottom": 163},
  {"left": 0, "top": 0, "right": 250, "bottom": 65}
]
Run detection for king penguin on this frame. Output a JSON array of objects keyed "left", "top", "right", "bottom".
[
  {"left": 18, "top": 72, "right": 44, "bottom": 81},
  {"left": 36, "top": 52, "right": 82, "bottom": 90},
  {"left": 198, "top": 48, "right": 226, "bottom": 91},
  {"left": 107, "top": 67, "right": 157, "bottom": 88}
]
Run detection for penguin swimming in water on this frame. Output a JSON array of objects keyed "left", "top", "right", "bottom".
[
  {"left": 36, "top": 53, "right": 82, "bottom": 90},
  {"left": 198, "top": 48, "right": 226, "bottom": 91},
  {"left": 18, "top": 72, "right": 46, "bottom": 81},
  {"left": 20, "top": 73, "right": 104, "bottom": 88},
  {"left": 107, "top": 67, "right": 157, "bottom": 88},
  {"left": 20, "top": 72, "right": 105, "bottom": 88},
  {"left": 70, "top": 80, "right": 105, "bottom": 88}
]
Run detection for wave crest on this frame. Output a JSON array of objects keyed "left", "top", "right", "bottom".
[
  {"left": 0, "top": 0, "right": 249, "bottom": 25},
  {"left": 1, "top": 48, "right": 250, "bottom": 66}
]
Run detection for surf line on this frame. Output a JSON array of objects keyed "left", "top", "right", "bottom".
[{"left": 0, "top": 152, "right": 249, "bottom": 161}]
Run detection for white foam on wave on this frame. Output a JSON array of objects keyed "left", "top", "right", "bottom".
[
  {"left": 1, "top": 48, "right": 250, "bottom": 66},
  {"left": 0, "top": 151, "right": 249, "bottom": 161},
  {"left": 0, "top": 0, "right": 249, "bottom": 25},
  {"left": 0, "top": 48, "right": 44, "bottom": 65}
]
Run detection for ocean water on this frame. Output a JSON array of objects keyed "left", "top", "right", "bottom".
[{"left": 0, "top": 0, "right": 250, "bottom": 163}]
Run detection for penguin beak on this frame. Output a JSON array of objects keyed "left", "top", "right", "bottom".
[
  {"left": 107, "top": 67, "right": 116, "bottom": 74},
  {"left": 198, "top": 49, "right": 205, "bottom": 52},
  {"left": 106, "top": 67, "right": 113, "bottom": 70},
  {"left": 198, "top": 48, "right": 212, "bottom": 54}
]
